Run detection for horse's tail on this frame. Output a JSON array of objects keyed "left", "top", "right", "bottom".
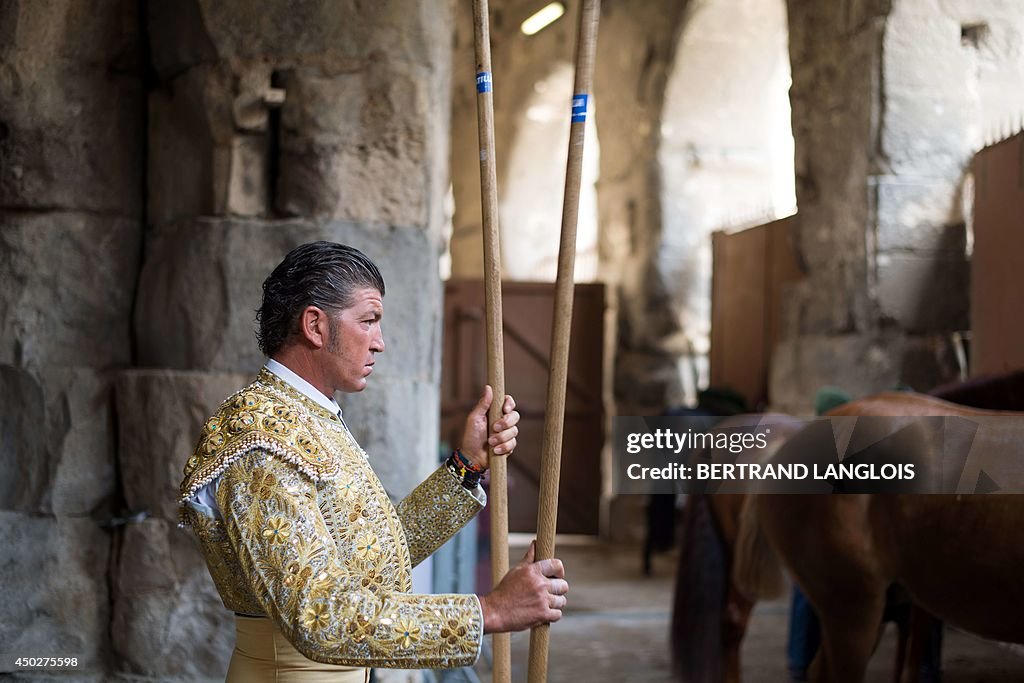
[
  {"left": 671, "top": 494, "right": 726, "bottom": 682},
  {"left": 732, "top": 495, "right": 785, "bottom": 601}
]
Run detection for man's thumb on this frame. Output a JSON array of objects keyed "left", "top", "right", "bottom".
[
  {"left": 475, "top": 385, "right": 494, "bottom": 414},
  {"left": 522, "top": 540, "right": 536, "bottom": 564}
]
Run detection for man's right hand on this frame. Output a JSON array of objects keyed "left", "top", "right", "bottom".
[{"left": 478, "top": 541, "right": 569, "bottom": 634}]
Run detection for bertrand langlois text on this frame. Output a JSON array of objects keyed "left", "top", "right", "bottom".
[{"left": 625, "top": 461, "right": 915, "bottom": 481}]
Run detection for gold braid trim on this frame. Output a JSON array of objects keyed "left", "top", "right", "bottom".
[{"left": 179, "top": 372, "right": 346, "bottom": 519}]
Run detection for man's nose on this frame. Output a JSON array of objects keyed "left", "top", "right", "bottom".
[{"left": 372, "top": 327, "right": 385, "bottom": 353}]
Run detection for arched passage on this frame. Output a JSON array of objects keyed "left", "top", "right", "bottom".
[
  {"left": 502, "top": 63, "right": 600, "bottom": 282},
  {"left": 658, "top": 0, "right": 795, "bottom": 401}
]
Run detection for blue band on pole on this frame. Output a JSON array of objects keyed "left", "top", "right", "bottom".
[
  {"left": 571, "top": 93, "right": 588, "bottom": 123},
  {"left": 476, "top": 72, "right": 492, "bottom": 93}
]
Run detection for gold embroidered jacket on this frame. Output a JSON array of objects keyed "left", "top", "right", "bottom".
[{"left": 179, "top": 369, "right": 485, "bottom": 668}]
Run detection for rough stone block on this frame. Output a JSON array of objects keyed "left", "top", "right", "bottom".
[
  {"left": 115, "top": 370, "right": 251, "bottom": 523},
  {"left": 875, "top": 253, "right": 969, "bottom": 333},
  {"left": 0, "top": 211, "right": 141, "bottom": 368},
  {"left": 274, "top": 64, "right": 433, "bottom": 226},
  {"left": 778, "top": 264, "right": 872, "bottom": 337},
  {"left": 170, "top": 0, "right": 447, "bottom": 68},
  {"left": 0, "top": 366, "right": 115, "bottom": 516},
  {"left": 873, "top": 177, "right": 967, "bottom": 253},
  {"left": 134, "top": 217, "right": 440, "bottom": 382},
  {"left": 0, "top": 512, "right": 110, "bottom": 674},
  {"left": 223, "top": 134, "right": 269, "bottom": 217},
  {"left": 0, "top": 0, "right": 142, "bottom": 214},
  {"left": 147, "top": 65, "right": 236, "bottom": 226},
  {"left": 111, "top": 518, "right": 233, "bottom": 679},
  {"left": 880, "top": 89, "right": 974, "bottom": 177},
  {"left": 145, "top": 1, "right": 452, "bottom": 230},
  {"left": 145, "top": 0, "right": 218, "bottom": 80}
]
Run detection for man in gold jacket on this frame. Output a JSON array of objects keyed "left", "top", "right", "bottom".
[{"left": 179, "top": 242, "right": 569, "bottom": 681}]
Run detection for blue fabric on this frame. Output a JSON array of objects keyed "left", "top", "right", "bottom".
[{"left": 786, "top": 586, "right": 821, "bottom": 680}]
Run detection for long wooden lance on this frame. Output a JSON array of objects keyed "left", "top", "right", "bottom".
[
  {"left": 527, "top": 1, "right": 600, "bottom": 681},
  {"left": 470, "top": 2, "right": 511, "bottom": 681}
]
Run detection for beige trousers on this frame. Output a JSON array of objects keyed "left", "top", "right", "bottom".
[{"left": 226, "top": 615, "right": 368, "bottom": 683}]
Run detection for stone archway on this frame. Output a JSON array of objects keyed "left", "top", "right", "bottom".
[
  {"left": 501, "top": 61, "right": 600, "bottom": 282},
  {"left": 657, "top": 0, "right": 796, "bottom": 403}
]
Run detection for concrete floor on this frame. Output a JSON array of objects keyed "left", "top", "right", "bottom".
[{"left": 468, "top": 541, "right": 1024, "bottom": 683}]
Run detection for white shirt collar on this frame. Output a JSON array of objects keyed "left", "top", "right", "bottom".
[{"left": 265, "top": 358, "right": 343, "bottom": 418}]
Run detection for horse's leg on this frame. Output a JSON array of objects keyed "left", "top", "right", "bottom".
[
  {"left": 899, "top": 607, "right": 941, "bottom": 683},
  {"left": 893, "top": 616, "right": 908, "bottom": 683},
  {"left": 723, "top": 583, "right": 755, "bottom": 683},
  {"left": 813, "top": 589, "right": 886, "bottom": 683}
]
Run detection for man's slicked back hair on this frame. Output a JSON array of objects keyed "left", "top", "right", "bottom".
[{"left": 256, "top": 241, "right": 385, "bottom": 357}]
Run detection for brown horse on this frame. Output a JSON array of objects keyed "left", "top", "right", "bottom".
[{"left": 673, "top": 389, "right": 1024, "bottom": 682}]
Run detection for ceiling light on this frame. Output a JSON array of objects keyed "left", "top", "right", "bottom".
[{"left": 521, "top": 3, "right": 565, "bottom": 36}]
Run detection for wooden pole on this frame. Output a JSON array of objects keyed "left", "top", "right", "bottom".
[
  {"left": 470, "top": 2, "right": 510, "bottom": 681},
  {"left": 527, "top": 1, "right": 600, "bottom": 681}
]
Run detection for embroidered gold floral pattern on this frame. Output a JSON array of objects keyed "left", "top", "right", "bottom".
[
  {"left": 346, "top": 614, "right": 376, "bottom": 643},
  {"left": 354, "top": 533, "right": 381, "bottom": 560},
  {"left": 359, "top": 568, "right": 385, "bottom": 594},
  {"left": 180, "top": 369, "right": 488, "bottom": 668},
  {"left": 440, "top": 617, "right": 472, "bottom": 650},
  {"left": 395, "top": 466, "right": 486, "bottom": 567},
  {"left": 395, "top": 618, "right": 421, "bottom": 648},
  {"left": 249, "top": 471, "right": 278, "bottom": 498},
  {"left": 229, "top": 411, "right": 256, "bottom": 433},
  {"left": 285, "top": 561, "right": 314, "bottom": 589},
  {"left": 338, "top": 475, "right": 356, "bottom": 498},
  {"left": 263, "top": 517, "right": 292, "bottom": 545},
  {"left": 302, "top": 602, "right": 331, "bottom": 631}
]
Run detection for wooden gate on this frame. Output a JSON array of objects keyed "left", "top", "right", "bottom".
[
  {"left": 971, "top": 131, "right": 1024, "bottom": 376},
  {"left": 441, "top": 281, "right": 605, "bottom": 535},
  {"left": 710, "top": 215, "right": 804, "bottom": 407}
]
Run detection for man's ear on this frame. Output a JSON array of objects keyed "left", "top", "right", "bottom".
[{"left": 298, "top": 306, "right": 329, "bottom": 349}]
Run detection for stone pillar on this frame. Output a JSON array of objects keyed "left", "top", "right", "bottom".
[
  {"left": 594, "top": 0, "right": 690, "bottom": 415},
  {"left": 770, "top": 0, "right": 895, "bottom": 412},
  {"left": 121, "top": 2, "right": 456, "bottom": 676},
  {"left": 773, "top": 0, "right": 1024, "bottom": 412},
  {"left": 0, "top": 0, "right": 143, "bottom": 675}
]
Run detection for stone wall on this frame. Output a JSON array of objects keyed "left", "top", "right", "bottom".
[
  {"left": 772, "top": 0, "right": 1024, "bottom": 412},
  {"left": 0, "top": 0, "right": 142, "bottom": 677},
  {"left": 1, "top": 0, "right": 455, "bottom": 679}
]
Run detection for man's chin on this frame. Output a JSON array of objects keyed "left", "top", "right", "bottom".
[{"left": 341, "top": 378, "right": 368, "bottom": 393}]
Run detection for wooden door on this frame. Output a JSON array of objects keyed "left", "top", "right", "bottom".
[
  {"left": 971, "top": 132, "right": 1024, "bottom": 376},
  {"left": 710, "top": 215, "right": 804, "bottom": 407},
  {"left": 441, "top": 281, "right": 605, "bottom": 535}
]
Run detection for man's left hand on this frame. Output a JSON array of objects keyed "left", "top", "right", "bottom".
[{"left": 460, "top": 385, "right": 519, "bottom": 471}]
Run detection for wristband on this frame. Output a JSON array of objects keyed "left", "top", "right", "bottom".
[
  {"left": 454, "top": 448, "right": 487, "bottom": 474},
  {"left": 445, "top": 453, "right": 483, "bottom": 490}
]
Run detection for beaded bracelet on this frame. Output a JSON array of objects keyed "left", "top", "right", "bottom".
[
  {"left": 445, "top": 452, "right": 483, "bottom": 490},
  {"left": 453, "top": 448, "right": 487, "bottom": 474}
]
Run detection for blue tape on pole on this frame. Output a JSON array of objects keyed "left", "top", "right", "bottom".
[
  {"left": 571, "top": 93, "right": 588, "bottom": 123},
  {"left": 476, "top": 72, "right": 492, "bottom": 93}
]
